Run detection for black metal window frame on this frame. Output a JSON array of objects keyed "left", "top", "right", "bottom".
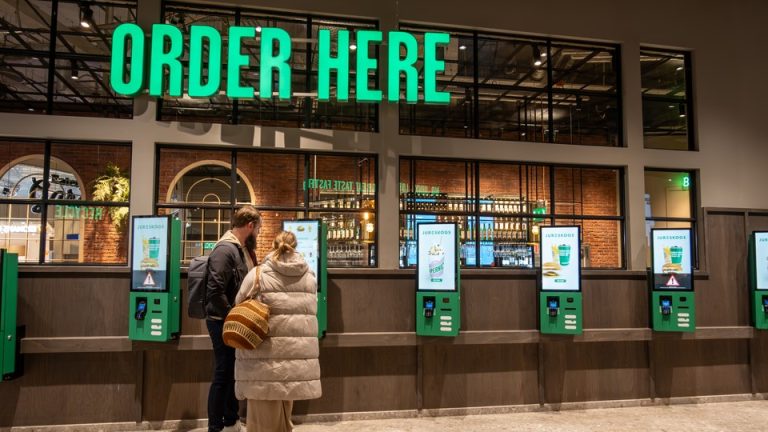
[
  {"left": 158, "top": 1, "right": 380, "bottom": 132},
  {"left": 0, "top": 137, "right": 132, "bottom": 265},
  {"left": 399, "top": 156, "right": 627, "bottom": 270},
  {"left": 0, "top": 0, "right": 137, "bottom": 118},
  {"left": 640, "top": 48, "right": 695, "bottom": 151},
  {"left": 398, "top": 24, "right": 624, "bottom": 147},
  {"left": 644, "top": 167, "right": 699, "bottom": 268},
  {"left": 153, "top": 144, "right": 379, "bottom": 267}
]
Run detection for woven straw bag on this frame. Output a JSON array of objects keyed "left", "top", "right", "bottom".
[{"left": 223, "top": 268, "right": 269, "bottom": 350}]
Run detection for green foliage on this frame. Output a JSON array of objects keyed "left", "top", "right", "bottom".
[{"left": 91, "top": 163, "right": 130, "bottom": 229}]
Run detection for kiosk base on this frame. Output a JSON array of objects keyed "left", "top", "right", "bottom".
[
  {"left": 752, "top": 291, "right": 768, "bottom": 330},
  {"left": 129, "top": 292, "right": 177, "bottom": 342},
  {"left": 416, "top": 292, "right": 460, "bottom": 337},
  {"left": 539, "top": 292, "right": 582, "bottom": 335},
  {"left": 651, "top": 291, "right": 695, "bottom": 332}
]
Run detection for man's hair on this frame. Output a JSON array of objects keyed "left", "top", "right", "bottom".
[{"left": 232, "top": 205, "right": 261, "bottom": 228}]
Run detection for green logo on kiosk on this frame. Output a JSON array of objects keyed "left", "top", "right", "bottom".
[{"left": 110, "top": 24, "right": 451, "bottom": 104}]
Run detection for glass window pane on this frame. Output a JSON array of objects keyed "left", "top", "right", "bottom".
[
  {"left": 309, "top": 211, "right": 375, "bottom": 267},
  {"left": 403, "top": 159, "right": 476, "bottom": 212},
  {"left": 158, "top": 148, "right": 233, "bottom": 205},
  {"left": 0, "top": 0, "right": 52, "bottom": 50},
  {"left": 479, "top": 163, "right": 551, "bottom": 214},
  {"left": 554, "top": 167, "right": 620, "bottom": 217},
  {"left": 644, "top": 170, "right": 693, "bottom": 219},
  {"left": 399, "top": 214, "right": 474, "bottom": 268},
  {"left": 641, "top": 50, "right": 690, "bottom": 150},
  {"left": 0, "top": 203, "right": 43, "bottom": 263},
  {"left": 50, "top": 142, "right": 131, "bottom": 203},
  {"left": 554, "top": 218, "right": 622, "bottom": 269},
  {"left": 551, "top": 93, "right": 619, "bottom": 146},
  {"left": 45, "top": 204, "right": 128, "bottom": 264},
  {"left": 55, "top": 1, "right": 137, "bottom": 56},
  {"left": 236, "top": 152, "right": 304, "bottom": 208},
  {"left": 308, "top": 155, "right": 376, "bottom": 210},
  {"left": 478, "top": 89, "right": 548, "bottom": 141},
  {"left": 399, "top": 28, "right": 475, "bottom": 138},
  {"left": 0, "top": 140, "right": 46, "bottom": 200},
  {"left": 51, "top": 58, "right": 133, "bottom": 118},
  {"left": 0, "top": 55, "right": 49, "bottom": 114},
  {"left": 159, "top": 207, "right": 233, "bottom": 264}
]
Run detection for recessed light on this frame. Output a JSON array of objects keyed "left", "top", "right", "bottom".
[
  {"left": 255, "top": 26, "right": 262, "bottom": 32},
  {"left": 459, "top": 45, "right": 467, "bottom": 50},
  {"left": 350, "top": 44, "right": 357, "bottom": 51}
]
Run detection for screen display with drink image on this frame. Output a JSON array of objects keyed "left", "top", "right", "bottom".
[
  {"left": 283, "top": 220, "right": 320, "bottom": 280},
  {"left": 417, "top": 223, "right": 457, "bottom": 291},
  {"left": 651, "top": 228, "right": 693, "bottom": 291},
  {"left": 755, "top": 232, "right": 768, "bottom": 290},
  {"left": 540, "top": 226, "right": 581, "bottom": 292},
  {"left": 131, "top": 216, "right": 169, "bottom": 291}
]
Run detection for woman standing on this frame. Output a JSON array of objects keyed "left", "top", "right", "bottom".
[{"left": 234, "top": 231, "right": 321, "bottom": 432}]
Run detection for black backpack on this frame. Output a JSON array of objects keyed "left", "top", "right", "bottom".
[
  {"left": 186, "top": 254, "right": 210, "bottom": 319},
  {"left": 187, "top": 243, "right": 245, "bottom": 319}
]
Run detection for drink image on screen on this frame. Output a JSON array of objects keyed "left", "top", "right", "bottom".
[
  {"left": 558, "top": 244, "right": 571, "bottom": 266},
  {"left": 670, "top": 246, "right": 683, "bottom": 264},
  {"left": 662, "top": 246, "right": 683, "bottom": 273},
  {"left": 148, "top": 237, "right": 160, "bottom": 260},
  {"left": 428, "top": 243, "right": 445, "bottom": 282},
  {"left": 140, "top": 236, "right": 160, "bottom": 270}
]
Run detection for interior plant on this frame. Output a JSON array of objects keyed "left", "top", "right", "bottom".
[{"left": 91, "top": 163, "right": 130, "bottom": 229}]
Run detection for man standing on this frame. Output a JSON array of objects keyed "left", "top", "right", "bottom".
[{"left": 206, "top": 205, "right": 261, "bottom": 432}]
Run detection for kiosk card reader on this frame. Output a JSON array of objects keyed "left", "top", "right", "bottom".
[
  {"left": 283, "top": 219, "right": 327, "bottom": 338},
  {"left": 1, "top": 249, "right": 22, "bottom": 380},
  {"left": 748, "top": 232, "right": 768, "bottom": 329},
  {"left": 129, "top": 215, "right": 181, "bottom": 342},
  {"left": 650, "top": 228, "right": 695, "bottom": 332},
  {"left": 539, "top": 226, "right": 582, "bottom": 335},
  {"left": 416, "top": 222, "right": 460, "bottom": 337}
]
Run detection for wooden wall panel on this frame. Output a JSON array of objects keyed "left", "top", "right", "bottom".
[
  {"left": 327, "top": 276, "right": 415, "bottom": 333},
  {"left": 746, "top": 214, "right": 768, "bottom": 233},
  {"left": 18, "top": 274, "right": 129, "bottom": 337},
  {"left": 652, "top": 339, "right": 751, "bottom": 398},
  {"left": 0, "top": 353, "right": 139, "bottom": 427},
  {"left": 422, "top": 344, "right": 539, "bottom": 409},
  {"left": 461, "top": 278, "right": 538, "bottom": 330},
  {"left": 751, "top": 331, "right": 768, "bottom": 392},
  {"left": 295, "top": 346, "right": 418, "bottom": 414},
  {"left": 582, "top": 279, "right": 648, "bottom": 329},
  {"left": 543, "top": 342, "right": 650, "bottom": 403},
  {"left": 699, "top": 213, "right": 749, "bottom": 326},
  {"left": 142, "top": 350, "right": 212, "bottom": 421}
]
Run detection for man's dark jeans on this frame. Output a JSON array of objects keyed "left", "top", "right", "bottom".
[{"left": 207, "top": 319, "right": 239, "bottom": 432}]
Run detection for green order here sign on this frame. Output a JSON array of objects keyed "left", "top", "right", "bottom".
[{"left": 110, "top": 24, "right": 452, "bottom": 104}]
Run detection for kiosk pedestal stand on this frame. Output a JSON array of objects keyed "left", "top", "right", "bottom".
[
  {"left": 283, "top": 220, "right": 327, "bottom": 338},
  {"left": 539, "top": 226, "right": 582, "bottom": 335},
  {"left": 415, "top": 223, "right": 460, "bottom": 337},
  {"left": 1, "top": 249, "right": 22, "bottom": 380},
  {"left": 749, "top": 232, "right": 768, "bottom": 329},
  {"left": 650, "top": 228, "right": 695, "bottom": 332},
  {"left": 129, "top": 216, "right": 181, "bottom": 342}
]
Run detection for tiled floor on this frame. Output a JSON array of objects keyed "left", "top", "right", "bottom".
[{"left": 181, "top": 400, "right": 768, "bottom": 432}]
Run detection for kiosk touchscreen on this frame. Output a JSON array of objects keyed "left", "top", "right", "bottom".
[
  {"left": 282, "top": 219, "right": 327, "bottom": 338},
  {"left": 1, "top": 249, "right": 22, "bottom": 380},
  {"left": 416, "top": 222, "right": 460, "bottom": 337},
  {"left": 539, "top": 226, "right": 582, "bottom": 335},
  {"left": 650, "top": 228, "right": 695, "bottom": 332},
  {"left": 129, "top": 215, "right": 181, "bottom": 342},
  {"left": 748, "top": 231, "right": 768, "bottom": 329}
]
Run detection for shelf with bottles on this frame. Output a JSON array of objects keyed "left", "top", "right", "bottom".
[
  {"left": 399, "top": 193, "right": 548, "bottom": 217},
  {"left": 311, "top": 194, "right": 374, "bottom": 210},
  {"left": 460, "top": 241, "right": 535, "bottom": 268},
  {"left": 327, "top": 242, "right": 373, "bottom": 268}
]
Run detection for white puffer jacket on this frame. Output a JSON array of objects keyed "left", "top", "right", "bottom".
[{"left": 234, "top": 252, "right": 321, "bottom": 401}]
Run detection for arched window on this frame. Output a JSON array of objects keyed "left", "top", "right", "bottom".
[
  {"left": 166, "top": 161, "right": 254, "bottom": 261},
  {"left": 0, "top": 155, "right": 84, "bottom": 262}
]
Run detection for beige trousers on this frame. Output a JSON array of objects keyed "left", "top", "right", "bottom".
[{"left": 246, "top": 399, "right": 293, "bottom": 432}]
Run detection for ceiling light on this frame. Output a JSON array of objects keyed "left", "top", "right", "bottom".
[
  {"left": 350, "top": 44, "right": 357, "bottom": 51},
  {"left": 27, "top": 108, "right": 34, "bottom": 112},
  {"left": 459, "top": 44, "right": 467, "bottom": 50},
  {"left": 70, "top": 60, "right": 80, "bottom": 80},
  {"left": 676, "top": 66, "right": 683, "bottom": 71},
  {"left": 80, "top": 4, "right": 93, "bottom": 29},
  {"left": 534, "top": 59, "right": 542, "bottom": 67},
  {"left": 678, "top": 103, "right": 687, "bottom": 118},
  {"left": 255, "top": 26, "right": 262, "bottom": 32}
]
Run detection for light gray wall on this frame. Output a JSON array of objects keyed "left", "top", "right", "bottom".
[{"left": 0, "top": 0, "right": 765, "bottom": 270}]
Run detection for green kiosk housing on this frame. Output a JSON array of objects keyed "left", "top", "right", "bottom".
[
  {"left": 1, "top": 249, "right": 21, "bottom": 380},
  {"left": 129, "top": 215, "right": 182, "bottom": 342},
  {"left": 283, "top": 219, "right": 327, "bottom": 338},
  {"left": 650, "top": 228, "right": 695, "bottom": 332},
  {"left": 416, "top": 222, "right": 460, "bottom": 337},
  {"left": 539, "top": 226, "right": 582, "bottom": 334},
  {"left": 748, "top": 231, "right": 768, "bottom": 329}
]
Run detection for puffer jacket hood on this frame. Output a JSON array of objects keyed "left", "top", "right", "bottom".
[{"left": 265, "top": 251, "right": 310, "bottom": 278}]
